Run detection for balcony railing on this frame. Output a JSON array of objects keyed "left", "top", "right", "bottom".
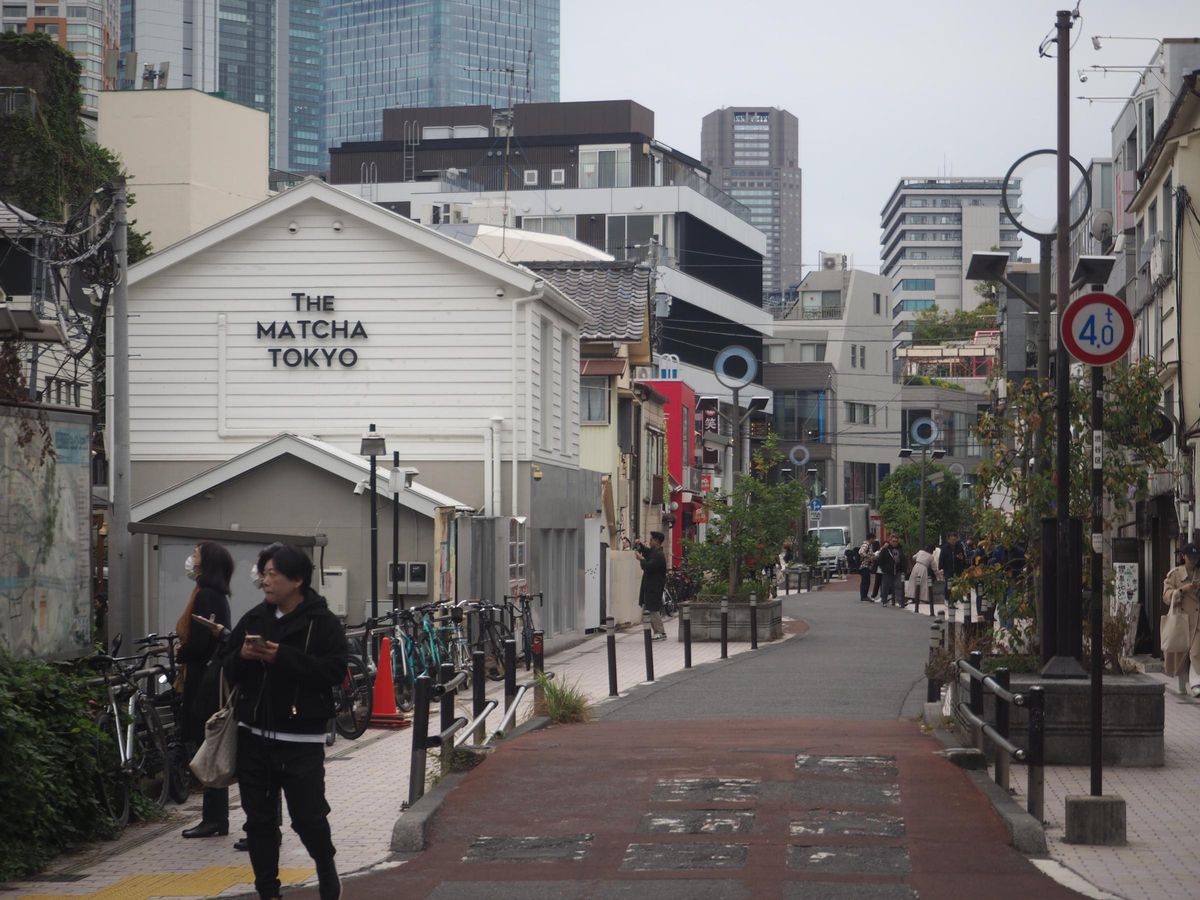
[{"left": 775, "top": 303, "right": 844, "bottom": 321}]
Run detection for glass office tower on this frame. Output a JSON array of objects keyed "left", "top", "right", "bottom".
[{"left": 324, "top": 0, "right": 561, "bottom": 152}]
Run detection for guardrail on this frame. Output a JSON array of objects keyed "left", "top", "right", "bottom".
[{"left": 954, "top": 651, "right": 1045, "bottom": 823}]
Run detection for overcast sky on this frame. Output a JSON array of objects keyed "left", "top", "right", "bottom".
[{"left": 560, "top": 0, "right": 1196, "bottom": 275}]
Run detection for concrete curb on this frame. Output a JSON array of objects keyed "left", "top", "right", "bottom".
[
  {"left": 389, "top": 714, "right": 554, "bottom": 853},
  {"left": 930, "top": 723, "right": 1048, "bottom": 856}
]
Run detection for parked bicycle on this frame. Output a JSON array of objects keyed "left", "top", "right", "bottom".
[
  {"left": 333, "top": 618, "right": 375, "bottom": 739},
  {"left": 475, "top": 599, "right": 515, "bottom": 681},
  {"left": 87, "top": 633, "right": 187, "bottom": 826},
  {"left": 663, "top": 567, "right": 696, "bottom": 617},
  {"left": 503, "top": 592, "right": 541, "bottom": 670}
]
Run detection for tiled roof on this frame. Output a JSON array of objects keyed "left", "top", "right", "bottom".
[{"left": 524, "top": 261, "right": 647, "bottom": 343}]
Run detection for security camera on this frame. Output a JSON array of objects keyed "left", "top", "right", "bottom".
[
  {"left": 496, "top": 287, "right": 505, "bottom": 298},
  {"left": 353, "top": 480, "right": 367, "bottom": 495},
  {"left": 287, "top": 222, "right": 299, "bottom": 234},
  {"left": 1078, "top": 72, "right": 1088, "bottom": 83}
]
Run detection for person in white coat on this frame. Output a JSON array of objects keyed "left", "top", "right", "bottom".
[
  {"left": 1162, "top": 542, "right": 1200, "bottom": 696},
  {"left": 906, "top": 544, "right": 936, "bottom": 614}
]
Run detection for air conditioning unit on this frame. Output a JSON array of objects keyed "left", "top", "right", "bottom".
[
  {"left": 320, "top": 566, "right": 348, "bottom": 617},
  {"left": 632, "top": 366, "right": 654, "bottom": 380},
  {"left": 1150, "top": 239, "right": 1171, "bottom": 284}
]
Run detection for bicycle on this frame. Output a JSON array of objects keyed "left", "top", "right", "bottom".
[
  {"left": 475, "top": 599, "right": 514, "bottom": 681},
  {"left": 503, "top": 592, "right": 541, "bottom": 670},
  {"left": 87, "top": 634, "right": 176, "bottom": 826},
  {"left": 663, "top": 567, "right": 696, "bottom": 617},
  {"left": 333, "top": 618, "right": 375, "bottom": 740},
  {"left": 139, "top": 632, "right": 193, "bottom": 804}
]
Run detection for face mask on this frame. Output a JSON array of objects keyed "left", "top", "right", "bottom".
[{"left": 184, "top": 556, "right": 198, "bottom": 581}]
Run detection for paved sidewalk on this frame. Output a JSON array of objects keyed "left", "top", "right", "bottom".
[
  {"left": 8, "top": 612, "right": 771, "bottom": 899},
  {"left": 999, "top": 672, "right": 1200, "bottom": 900}
]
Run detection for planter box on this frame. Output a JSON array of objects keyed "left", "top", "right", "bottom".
[
  {"left": 954, "top": 672, "right": 1164, "bottom": 767},
  {"left": 680, "top": 596, "right": 784, "bottom": 643}
]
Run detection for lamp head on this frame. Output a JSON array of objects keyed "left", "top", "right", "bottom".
[
  {"left": 898, "top": 448, "right": 914, "bottom": 459},
  {"left": 931, "top": 448, "right": 947, "bottom": 460},
  {"left": 359, "top": 423, "right": 388, "bottom": 457},
  {"left": 746, "top": 396, "right": 769, "bottom": 414},
  {"left": 1071, "top": 255, "right": 1116, "bottom": 289},
  {"left": 966, "top": 251, "right": 1011, "bottom": 283}
]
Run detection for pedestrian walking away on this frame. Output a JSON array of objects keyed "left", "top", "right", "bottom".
[
  {"left": 1163, "top": 542, "right": 1200, "bottom": 696},
  {"left": 876, "top": 535, "right": 907, "bottom": 607},
  {"left": 636, "top": 531, "right": 669, "bottom": 639},
  {"left": 857, "top": 534, "right": 878, "bottom": 601},
  {"left": 936, "top": 530, "right": 966, "bottom": 609},
  {"left": 224, "top": 544, "right": 348, "bottom": 900},
  {"left": 178, "top": 541, "right": 234, "bottom": 839},
  {"left": 906, "top": 544, "right": 935, "bottom": 614}
]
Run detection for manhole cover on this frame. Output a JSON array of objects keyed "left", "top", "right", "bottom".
[
  {"left": 787, "top": 845, "right": 911, "bottom": 875},
  {"left": 621, "top": 842, "right": 748, "bottom": 871},
  {"left": 790, "top": 810, "right": 906, "bottom": 838},
  {"left": 651, "top": 777, "right": 759, "bottom": 804},
  {"left": 640, "top": 810, "right": 756, "bottom": 834},
  {"left": 463, "top": 834, "right": 592, "bottom": 863}
]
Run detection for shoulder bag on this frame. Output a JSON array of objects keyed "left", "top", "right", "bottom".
[
  {"left": 1160, "top": 601, "right": 1191, "bottom": 654},
  {"left": 189, "top": 670, "right": 239, "bottom": 788}
]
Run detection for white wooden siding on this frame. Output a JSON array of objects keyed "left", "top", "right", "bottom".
[
  {"left": 529, "top": 310, "right": 581, "bottom": 465},
  {"left": 122, "top": 200, "right": 577, "bottom": 465}
]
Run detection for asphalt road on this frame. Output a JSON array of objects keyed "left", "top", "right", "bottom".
[
  {"left": 293, "top": 589, "right": 1083, "bottom": 899},
  {"left": 602, "top": 590, "right": 935, "bottom": 723}
]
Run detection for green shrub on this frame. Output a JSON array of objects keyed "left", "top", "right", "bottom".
[
  {"left": 532, "top": 673, "right": 591, "bottom": 724},
  {"left": 0, "top": 650, "right": 117, "bottom": 881}
]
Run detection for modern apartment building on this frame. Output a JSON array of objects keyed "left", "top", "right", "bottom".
[
  {"left": 117, "top": 0, "right": 217, "bottom": 92},
  {"left": 880, "top": 177, "right": 1023, "bottom": 347},
  {"left": 701, "top": 106, "right": 802, "bottom": 302},
  {"left": 327, "top": 99, "right": 773, "bottom": 408},
  {"left": 1, "top": 0, "right": 119, "bottom": 115},
  {"left": 323, "top": 0, "right": 560, "bottom": 153}
]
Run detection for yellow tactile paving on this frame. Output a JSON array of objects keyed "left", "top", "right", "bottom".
[{"left": 22, "top": 866, "right": 313, "bottom": 900}]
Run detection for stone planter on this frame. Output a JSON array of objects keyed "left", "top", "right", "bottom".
[
  {"left": 680, "top": 595, "right": 784, "bottom": 643},
  {"left": 953, "top": 672, "right": 1164, "bottom": 766}
]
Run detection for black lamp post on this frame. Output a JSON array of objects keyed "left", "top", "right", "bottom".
[
  {"left": 360, "top": 424, "right": 388, "bottom": 622},
  {"left": 391, "top": 450, "right": 401, "bottom": 613}
]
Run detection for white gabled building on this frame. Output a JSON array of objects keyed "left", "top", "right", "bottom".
[{"left": 117, "top": 178, "right": 598, "bottom": 641}]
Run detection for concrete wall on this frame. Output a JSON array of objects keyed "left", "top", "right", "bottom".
[{"left": 97, "top": 89, "right": 269, "bottom": 250}]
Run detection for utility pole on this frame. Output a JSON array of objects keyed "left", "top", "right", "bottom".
[
  {"left": 1046, "top": 8, "right": 1086, "bottom": 678},
  {"left": 109, "top": 177, "right": 131, "bottom": 641},
  {"left": 919, "top": 445, "right": 928, "bottom": 550}
]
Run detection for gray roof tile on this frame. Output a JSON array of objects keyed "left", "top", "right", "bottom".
[{"left": 525, "top": 261, "right": 648, "bottom": 342}]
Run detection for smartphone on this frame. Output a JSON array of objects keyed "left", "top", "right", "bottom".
[{"left": 244, "top": 634, "right": 264, "bottom": 645}]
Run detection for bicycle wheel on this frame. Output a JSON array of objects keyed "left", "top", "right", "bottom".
[
  {"left": 393, "top": 639, "right": 416, "bottom": 712},
  {"left": 167, "top": 741, "right": 191, "bottom": 804},
  {"left": 482, "top": 621, "right": 513, "bottom": 681},
  {"left": 335, "top": 656, "right": 373, "bottom": 739},
  {"left": 94, "top": 712, "right": 130, "bottom": 828},
  {"left": 132, "top": 698, "right": 171, "bottom": 807}
]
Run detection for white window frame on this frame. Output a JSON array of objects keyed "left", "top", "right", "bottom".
[
  {"left": 523, "top": 169, "right": 538, "bottom": 187},
  {"left": 550, "top": 168, "right": 566, "bottom": 185}
]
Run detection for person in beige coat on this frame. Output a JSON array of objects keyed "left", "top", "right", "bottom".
[
  {"left": 1162, "top": 542, "right": 1200, "bottom": 696},
  {"left": 906, "top": 545, "right": 936, "bottom": 614}
]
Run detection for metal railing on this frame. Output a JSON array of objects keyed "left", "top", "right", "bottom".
[{"left": 954, "top": 651, "right": 1045, "bottom": 823}]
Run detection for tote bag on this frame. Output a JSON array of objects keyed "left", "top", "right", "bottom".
[
  {"left": 189, "top": 672, "right": 239, "bottom": 788},
  {"left": 1160, "top": 605, "right": 1191, "bottom": 654}
]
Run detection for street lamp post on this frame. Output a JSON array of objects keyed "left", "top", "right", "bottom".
[
  {"left": 391, "top": 450, "right": 401, "bottom": 614},
  {"left": 900, "top": 446, "right": 946, "bottom": 554},
  {"left": 360, "top": 424, "right": 388, "bottom": 622},
  {"left": 727, "top": 392, "right": 769, "bottom": 594}
]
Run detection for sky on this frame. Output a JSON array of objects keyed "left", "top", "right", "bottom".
[{"left": 559, "top": 0, "right": 1197, "bottom": 275}]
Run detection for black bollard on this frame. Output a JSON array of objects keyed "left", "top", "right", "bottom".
[
  {"left": 407, "top": 673, "right": 432, "bottom": 806},
  {"left": 720, "top": 598, "right": 729, "bottom": 659},
  {"left": 606, "top": 617, "right": 618, "bottom": 697},
  {"left": 532, "top": 629, "right": 545, "bottom": 707},
  {"left": 994, "top": 668, "right": 1011, "bottom": 791},
  {"left": 749, "top": 593, "right": 759, "bottom": 650},
  {"left": 503, "top": 638, "right": 517, "bottom": 714},
  {"left": 968, "top": 650, "right": 984, "bottom": 752},
  {"left": 472, "top": 650, "right": 486, "bottom": 745},
  {"left": 1026, "top": 686, "right": 1045, "bottom": 823},
  {"left": 439, "top": 661, "right": 455, "bottom": 776},
  {"left": 682, "top": 606, "right": 692, "bottom": 669},
  {"left": 642, "top": 612, "right": 655, "bottom": 682},
  {"left": 927, "top": 621, "right": 942, "bottom": 702}
]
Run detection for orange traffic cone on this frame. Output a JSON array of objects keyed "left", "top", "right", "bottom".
[{"left": 369, "top": 637, "right": 409, "bottom": 729}]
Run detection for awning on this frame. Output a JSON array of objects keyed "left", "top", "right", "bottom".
[{"left": 580, "top": 358, "right": 627, "bottom": 376}]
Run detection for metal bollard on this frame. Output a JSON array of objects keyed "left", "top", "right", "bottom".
[
  {"left": 994, "top": 668, "right": 1010, "bottom": 791},
  {"left": 606, "top": 617, "right": 618, "bottom": 697},
  {"left": 682, "top": 606, "right": 692, "bottom": 669},
  {"left": 407, "top": 673, "right": 432, "bottom": 806},
  {"left": 927, "top": 621, "right": 942, "bottom": 703},
  {"left": 503, "top": 638, "right": 517, "bottom": 714},
  {"left": 439, "top": 661, "right": 456, "bottom": 776},
  {"left": 1026, "top": 686, "right": 1045, "bottom": 823},
  {"left": 532, "top": 630, "right": 545, "bottom": 706},
  {"left": 720, "top": 598, "right": 729, "bottom": 659},
  {"left": 642, "top": 612, "right": 655, "bottom": 682},
  {"left": 749, "top": 593, "right": 758, "bottom": 650},
  {"left": 472, "top": 650, "right": 487, "bottom": 745},
  {"left": 968, "top": 650, "right": 984, "bottom": 752}
]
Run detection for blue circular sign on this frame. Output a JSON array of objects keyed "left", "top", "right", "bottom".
[{"left": 810, "top": 498, "right": 823, "bottom": 512}]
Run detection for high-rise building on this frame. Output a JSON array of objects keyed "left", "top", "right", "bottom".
[
  {"left": 1, "top": 0, "right": 120, "bottom": 115},
  {"left": 880, "top": 177, "right": 1023, "bottom": 346},
  {"left": 117, "top": 0, "right": 217, "bottom": 93},
  {"left": 323, "top": 0, "right": 561, "bottom": 153},
  {"left": 701, "top": 107, "right": 802, "bottom": 302}
]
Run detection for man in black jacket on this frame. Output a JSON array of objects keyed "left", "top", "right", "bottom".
[
  {"left": 225, "top": 545, "right": 347, "bottom": 900},
  {"left": 876, "top": 535, "right": 907, "bottom": 607},
  {"left": 938, "top": 531, "right": 967, "bottom": 585},
  {"left": 637, "top": 531, "right": 668, "bottom": 640}
]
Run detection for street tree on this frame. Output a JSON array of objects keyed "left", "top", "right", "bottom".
[{"left": 878, "top": 462, "right": 969, "bottom": 550}]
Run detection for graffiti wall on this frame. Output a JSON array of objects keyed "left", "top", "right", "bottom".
[{"left": 0, "top": 404, "right": 93, "bottom": 660}]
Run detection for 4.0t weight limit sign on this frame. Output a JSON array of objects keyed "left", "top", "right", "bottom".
[{"left": 1060, "top": 292, "right": 1133, "bottom": 367}]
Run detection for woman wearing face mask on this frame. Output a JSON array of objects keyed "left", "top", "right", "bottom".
[{"left": 177, "top": 541, "right": 235, "bottom": 838}]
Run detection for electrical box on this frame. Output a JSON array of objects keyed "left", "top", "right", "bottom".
[
  {"left": 320, "top": 566, "right": 348, "bottom": 617},
  {"left": 388, "top": 561, "right": 430, "bottom": 596}
]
